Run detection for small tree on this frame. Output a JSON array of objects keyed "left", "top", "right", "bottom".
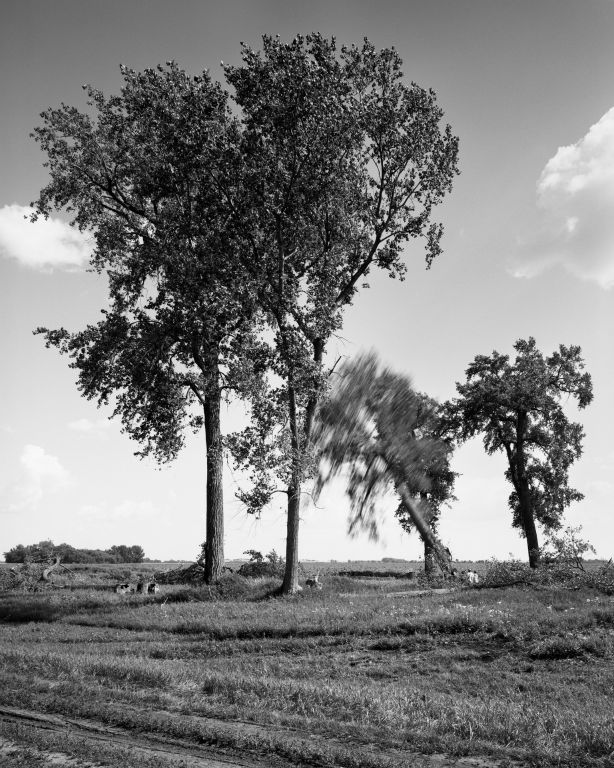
[
  {"left": 443, "top": 338, "right": 593, "bottom": 568},
  {"left": 393, "top": 393, "right": 457, "bottom": 575},
  {"left": 32, "top": 63, "right": 264, "bottom": 583},
  {"left": 541, "top": 526, "right": 596, "bottom": 570},
  {"left": 314, "top": 353, "right": 454, "bottom": 574},
  {"left": 225, "top": 35, "right": 459, "bottom": 592}
]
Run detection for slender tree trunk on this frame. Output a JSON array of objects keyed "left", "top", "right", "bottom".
[
  {"left": 280, "top": 339, "right": 324, "bottom": 595},
  {"left": 203, "top": 374, "right": 224, "bottom": 584},
  {"left": 281, "top": 379, "right": 303, "bottom": 595},
  {"left": 282, "top": 478, "right": 301, "bottom": 593}
]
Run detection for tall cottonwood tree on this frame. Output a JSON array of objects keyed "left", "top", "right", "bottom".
[
  {"left": 32, "top": 64, "right": 264, "bottom": 582},
  {"left": 314, "top": 353, "right": 454, "bottom": 574},
  {"left": 224, "top": 35, "right": 459, "bottom": 593},
  {"left": 443, "top": 338, "right": 593, "bottom": 568}
]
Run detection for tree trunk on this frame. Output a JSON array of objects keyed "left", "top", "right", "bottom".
[
  {"left": 515, "top": 422, "right": 540, "bottom": 569},
  {"left": 203, "top": 386, "right": 224, "bottom": 584},
  {"left": 419, "top": 491, "right": 436, "bottom": 576},
  {"left": 424, "top": 540, "right": 436, "bottom": 576},
  {"left": 281, "top": 479, "right": 301, "bottom": 594},
  {"left": 281, "top": 378, "right": 303, "bottom": 595},
  {"left": 519, "top": 480, "right": 541, "bottom": 568},
  {"left": 280, "top": 339, "right": 323, "bottom": 595},
  {"left": 396, "top": 482, "right": 452, "bottom": 575}
]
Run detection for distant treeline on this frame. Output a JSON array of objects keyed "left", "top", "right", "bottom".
[{"left": 4, "top": 540, "right": 145, "bottom": 564}]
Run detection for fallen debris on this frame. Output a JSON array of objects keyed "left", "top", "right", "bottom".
[
  {"left": 0, "top": 557, "right": 74, "bottom": 592},
  {"left": 154, "top": 559, "right": 206, "bottom": 585}
]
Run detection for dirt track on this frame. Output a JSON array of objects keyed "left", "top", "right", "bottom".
[
  {"left": 0, "top": 704, "right": 525, "bottom": 768},
  {"left": 0, "top": 706, "right": 262, "bottom": 768}
]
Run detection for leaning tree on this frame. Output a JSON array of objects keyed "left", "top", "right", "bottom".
[
  {"left": 32, "top": 63, "right": 266, "bottom": 582},
  {"left": 393, "top": 393, "right": 457, "bottom": 575},
  {"left": 224, "top": 35, "right": 459, "bottom": 593},
  {"left": 314, "top": 353, "right": 455, "bottom": 574},
  {"left": 443, "top": 338, "right": 593, "bottom": 568}
]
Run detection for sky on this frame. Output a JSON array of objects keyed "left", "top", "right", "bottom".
[{"left": 1, "top": 0, "right": 613, "bottom": 563}]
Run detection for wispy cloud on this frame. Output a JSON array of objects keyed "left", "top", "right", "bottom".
[
  {"left": 4, "top": 444, "right": 72, "bottom": 511},
  {"left": 511, "top": 107, "right": 614, "bottom": 288},
  {"left": 0, "top": 204, "right": 92, "bottom": 271}
]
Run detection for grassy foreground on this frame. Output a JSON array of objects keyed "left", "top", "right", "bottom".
[{"left": 0, "top": 566, "right": 613, "bottom": 767}]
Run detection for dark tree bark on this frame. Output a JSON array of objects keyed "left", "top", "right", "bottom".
[
  {"left": 516, "top": 414, "right": 541, "bottom": 569},
  {"left": 518, "top": 478, "right": 541, "bottom": 568},
  {"left": 203, "top": 379, "right": 224, "bottom": 584}
]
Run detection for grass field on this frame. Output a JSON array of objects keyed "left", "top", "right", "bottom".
[{"left": 0, "top": 562, "right": 613, "bottom": 767}]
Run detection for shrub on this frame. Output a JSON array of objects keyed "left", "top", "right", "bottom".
[{"left": 238, "top": 550, "right": 285, "bottom": 579}]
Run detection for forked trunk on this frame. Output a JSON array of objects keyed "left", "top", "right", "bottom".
[{"left": 203, "top": 386, "right": 224, "bottom": 584}]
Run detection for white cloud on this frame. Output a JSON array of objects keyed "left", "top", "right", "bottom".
[
  {"left": 0, "top": 204, "right": 92, "bottom": 271},
  {"left": 511, "top": 107, "right": 614, "bottom": 288},
  {"left": 68, "top": 418, "right": 112, "bottom": 438},
  {"left": 6, "top": 444, "right": 72, "bottom": 510}
]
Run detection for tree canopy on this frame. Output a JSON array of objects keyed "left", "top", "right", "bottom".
[
  {"left": 443, "top": 338, "right": 593, "bottom": 567},
  {"left": 32, "top": 38, "right": 459, "bottom": 592},
  {"left": 32, "top": 63, "right": 265, "bottom": 582},
  {"left": 224, "top": 35, "right": 459, "bottom": 591}
]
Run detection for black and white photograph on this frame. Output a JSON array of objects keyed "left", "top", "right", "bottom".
[{"left": 1, "top": 1, "right": 613, "bottom": 765}]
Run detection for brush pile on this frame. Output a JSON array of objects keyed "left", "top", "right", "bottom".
[
  {"left": 155, "top": 559, "right": 207, "bottom": 584},
  {"left": 0, "top": 557, "right": 73, "bottom": 592}
]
